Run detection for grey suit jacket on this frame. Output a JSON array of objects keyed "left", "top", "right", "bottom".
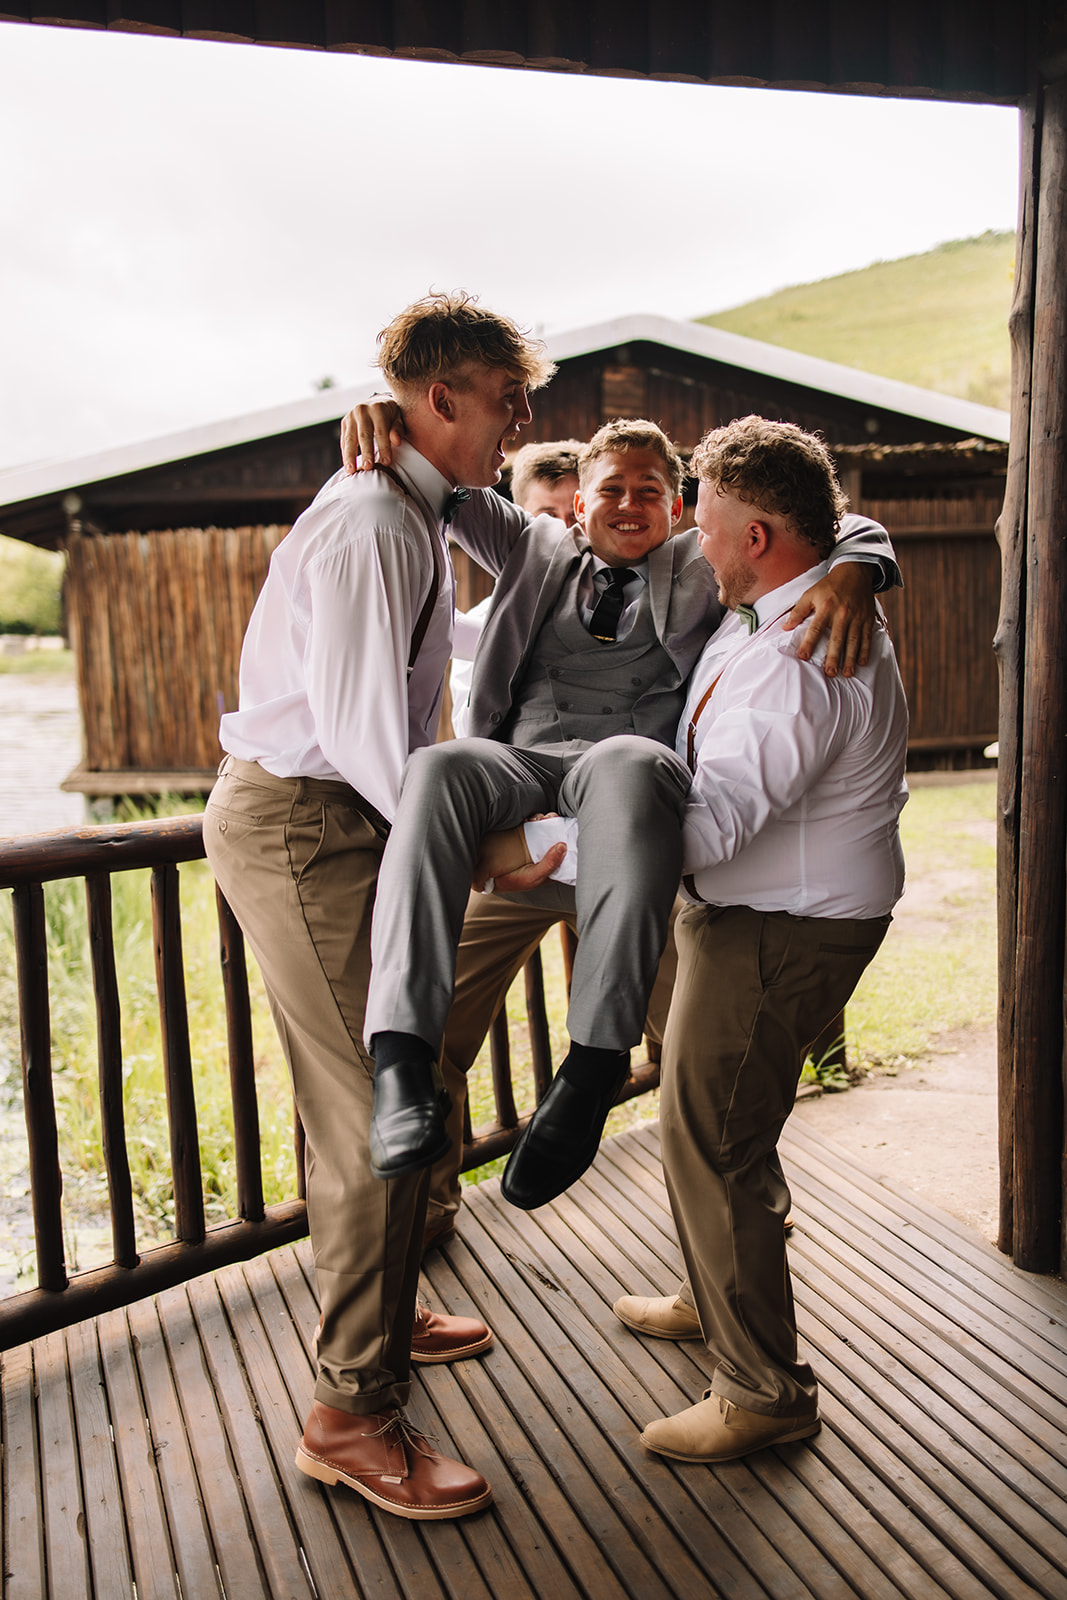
[{"left": 449, "top": 493, "right": 899, "bottom": 746}]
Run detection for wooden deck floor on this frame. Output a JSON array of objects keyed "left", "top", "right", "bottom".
[{"left": 4, "top": 1119, "right": 1067, "bottom": 1600}]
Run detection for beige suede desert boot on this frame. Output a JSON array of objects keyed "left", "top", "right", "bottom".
[
  {"left": 612, "top": 1293, "right": 702, "bottom": 1339},
  {"left": 641, "top": 1390, "right": 820, "bottom": 1462}
]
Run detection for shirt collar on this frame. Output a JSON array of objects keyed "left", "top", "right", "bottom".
[
  {"left": 745, "top": 562, "right": 828, "bottom": 627},
  {"left": 588, "top": 552, "right": 649, "bottom": 584},
  {"left": 394, "top": 441, "right": 456, "bottom": 521}
]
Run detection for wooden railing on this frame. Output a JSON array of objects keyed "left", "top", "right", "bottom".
[{"left": 0, "top": 817, "right": 660, "bottom": 1348}]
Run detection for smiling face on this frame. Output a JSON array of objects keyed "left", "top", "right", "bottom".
[
  {"left": 695, "top": 481, "right": 760, "bottom": 610},
  {"left": 575, "top": 448, "right": 682, "bottom": 567},
  {"left": 438, "top": 362, "right": 533, "bottom": 487}
]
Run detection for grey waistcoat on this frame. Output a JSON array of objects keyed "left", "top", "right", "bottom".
[{"left": 504, "top": 562, "right": 685, "bottom": 752}]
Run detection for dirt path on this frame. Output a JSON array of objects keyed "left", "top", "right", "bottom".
[{"left": 792, "top": 1021, "right": 998, "bottom": 1244}]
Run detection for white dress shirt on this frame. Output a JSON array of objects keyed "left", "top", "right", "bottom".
[
  {"left": 524, "top": 562, "right": 908, "bottom": 919},
  {"left": 219, "top": 442, "right": 455, "bottom": 823}
]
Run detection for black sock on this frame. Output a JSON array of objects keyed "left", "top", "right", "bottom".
[
  {"left": 371, "top": 1031, "right": 436, "bottom": 1071},
  {"left": 558, "top": 1042, "right": 630, "bottom": 1091}
]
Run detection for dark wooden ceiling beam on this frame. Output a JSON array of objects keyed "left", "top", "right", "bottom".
[{"left": 0, "top": 4, "right": 1046, "bottom": 99}]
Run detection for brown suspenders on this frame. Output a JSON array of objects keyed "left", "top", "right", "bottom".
[{"left": 370, "top": 463, "right": 445, "bottom": 673}]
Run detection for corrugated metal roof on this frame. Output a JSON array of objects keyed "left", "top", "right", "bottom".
[
  {"left": 0, "top": 2, "right": 1053, "bottom": 103},
  {"left": 0, "top": 313, "right": 1010, "bottom": 511}
]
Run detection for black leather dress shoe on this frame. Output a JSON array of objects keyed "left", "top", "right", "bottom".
[
  {"left": 369, "top": 1059, "right": 451, "bottom": 1180},
  {"left": 501, "top": 1060, "right": 630, "bottom": 1210}
]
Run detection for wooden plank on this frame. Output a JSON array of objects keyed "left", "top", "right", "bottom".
[
  {"left": 63, "top": 1318, "right": 139, "bottom": 1599},
  {"left": 792, "top": 1253, "right": 1067, "bottom": 1552},
  {"left": 419, "top": 1221, "right": 692, "bottom": 1600},
  {"left": 468, "top": 1186, "right": 886, "bottom": 1600},
  {"left": 780, "top": 1144, "right": 1067, "bottom": 1386},
  {"left": 780, "top": 1123, "right": 1067, "bottom": 1347},
  {"left": 235, "top": 1252, "right": 401, "bottom": 1599},
  {"left": 217, "top": 1254, "right": 383, "bottom": 1600},
  {"left": 258, "top": 1246, "right": 456, "bottom": 1600},
  {"left": 804, "top": 1343, "right": 1059, "bottom": 1600},
  {"left": 1014, "top": 76, "right": 1067, "bottom": 1274},
  {"left": 0, "top": 1344, "right": 47, "bottom": 1600},
  {"left": 154, "top": 1284, "right": 271, "bottom": 1600},
  {"left": 783, "top": 1169, "right": 1067, "bottom": 1430},
  {"left": 446, "top": 1195, "right": 790, "bottom": 1599},
  {"left": 91, "top": 1309, "right": 191, "bottom": 1599},
  {"left": 449, "top": 1192, "right": 919, "bottom": 1600},
  {"left": 34, "top": 1330, "right": 92, "bottom": 1597},
  {"left": 126, "top": 1297, "right": 225, "bottom": 1600},
  {"left": 185, "top": 1273, "right": 314, "bottom": 1598}
]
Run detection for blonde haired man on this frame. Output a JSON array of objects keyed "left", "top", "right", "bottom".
[{"left": 204, "top": 291, "right": 551, "bottom": 1521}]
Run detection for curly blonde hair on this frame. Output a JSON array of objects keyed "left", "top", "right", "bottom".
[{"left": 690, "top": 416, "right": 846, "bottom": 558}]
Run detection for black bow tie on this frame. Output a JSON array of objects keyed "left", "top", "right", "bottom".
[{"left": 442, "top": 487, "right": 471, "bottom": 525}]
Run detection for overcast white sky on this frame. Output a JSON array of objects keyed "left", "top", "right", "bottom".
[{"left": 0, "top": 22, "right": 1020, "bottom": 473}]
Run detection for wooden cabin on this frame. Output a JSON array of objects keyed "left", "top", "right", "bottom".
[{"left": 0, "top": 315, "right": 1009, "bottom": 791}]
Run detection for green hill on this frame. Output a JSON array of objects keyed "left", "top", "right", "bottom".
[{"left": 698, "top": 231, "right": 1014, "bottom": 412}]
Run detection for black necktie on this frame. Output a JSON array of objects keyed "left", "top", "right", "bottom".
[
  {"left": 442, "top": 487, "right": 471, "bottom": 526},
  {"left": 589, "top": 566, "right": 637, "bottom": 642}
]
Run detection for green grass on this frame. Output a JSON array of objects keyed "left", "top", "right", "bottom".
[
  {"left": 699, "top": 231, "right": 1014, "bottom": 411},
  {"left": 841, "top": 779, "right": 997, "bottom": 1072},
  {"left": 0, "top": 646, "right": 73, "bottom": 676},
  {"left": 0, "top": 534, "right": 64, "bottom": 636}
]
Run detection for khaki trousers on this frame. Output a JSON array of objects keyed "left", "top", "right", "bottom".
[
  {"left": 428, "top": 893, "right": 681, "bottom": 1222},
  {"left": 204, "top": 756, "right": 428, "bottom": 1416},
  {"left": 661, "top": 901, "right": 889, "bottom": 1416}
]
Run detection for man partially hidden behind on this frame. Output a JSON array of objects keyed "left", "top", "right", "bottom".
[
  {"left": 203, "top": 291, "right": 555, "bottom": 1520},
  {"left": 486, "top": 416, "right": 908, "bottom": 1463}
]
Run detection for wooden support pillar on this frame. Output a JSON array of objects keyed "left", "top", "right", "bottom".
[
  {"left": 995, "top": 93, "right": 1038, "bottom": 1257},
  {"left": 1006, "top": 79, "right": 1067, "bottom": 1273}
]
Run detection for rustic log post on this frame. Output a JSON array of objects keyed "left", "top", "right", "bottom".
[
  {"left": 151, "top": 864, "right": 205, "bottom": 1245},
  {"left": 524, "top": 950, "right": 555, "bottom": 1102},
  {"left": 215, "top": 887, "right": 264, "bottom": 1224},
  {"left": 995, "top": 93, "right": 1040, "bottom": 1256},
  {"left": 12, "top": 884, "right": 67, "bottom": 1293},
  {"left": 85, "top": 873, "right": 138, "bottom": 1268},
  {"left": 489, "top": 1010, "right": 519, "bottom": 1129},
  {"left": 1012, "top": 78, "right": 1067, "bottom": 1273}
]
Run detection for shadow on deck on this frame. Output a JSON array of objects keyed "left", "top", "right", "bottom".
[{"left": 4, "top": 1118, "right": 1066, "bottom": 1600}]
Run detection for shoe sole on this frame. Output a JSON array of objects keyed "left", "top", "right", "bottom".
[
  {"left": 410, "top": 1330, "right": 494, "bottom": 1364},
  {"left": 640, "top": 1416, "right": 821, "bottom": 1462},
  {"left": 613, "top": 1308, "right": 703, "bottom": 1340},
  {"left": 369, "top": 1132, "right": 453, "bottom": 1181},
  {"left": 295, "top": 1446, "right": 494, "bottom": 1519}
]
